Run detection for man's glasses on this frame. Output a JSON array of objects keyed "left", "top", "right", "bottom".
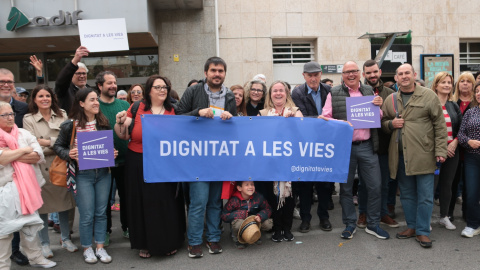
[
  {"left": 74, "top": 72, "right": 87, "bottom": 76},
  {"left": 0, "top": 80, "right": 14, "bottom": 86}
]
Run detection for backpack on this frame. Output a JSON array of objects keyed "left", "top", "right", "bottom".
[{"left": 128, "top": 101, "right": 142, "bottom": 135}]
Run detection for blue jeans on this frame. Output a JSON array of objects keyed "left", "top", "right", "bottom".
[
  {"left": 340, "top": 140, "right": 381, "bottom": 227},
  {"left": 38, "top": 210, "right": 71, "bottom": 246},
  {"left": 187, "top": 181, "right": 222, "bottom": 246},
  {"left": 358, "top": 154, "right": 390, "bottom": 217},
  {"left": 74, "top": 168, "right": 111, "bottom": 248},
  {"left": 464, "top": 152, "right": 480, "bottom": 229},
  {"left": 396, "top": 154, "right": 434, "bottom": 236}
]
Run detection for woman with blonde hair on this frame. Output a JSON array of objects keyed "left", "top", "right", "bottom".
[
  {"left": 258, "top": 80, "right": 302, "bottom": 242},
  {"left": 430, "top": 72, "right": 462, "bottom": 230},
  {"left": 453, "top": 72, "right": 475, "bottom": 113},
  {"left": 451, "top": 72, "right": 476, "bottom": 221}
]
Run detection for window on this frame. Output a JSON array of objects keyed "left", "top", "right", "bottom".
[
  {"left": 272, "top": 42, "right": 314, "bottom": 64},
  {"left": 460, "top": 41, "right": 480, "bottom": 72}
]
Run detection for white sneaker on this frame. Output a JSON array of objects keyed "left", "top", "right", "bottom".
[
  {"left": 41, "top": 245, "right": 53, "bottom": 258},
  {"left": 461, "top": 227, "right": 480, "bottom": 238},
  {"left": 61, "top": 240, "right": 78, "bottom": 252},
  {"left": 30, "top": 257, "right": 56, "bottom": 268},
  {"left": 293, "top": 207, "right": 301, "bottom": 220},
  {"left": 83, "top": 247, "right": 98, "bottom": 264},
  {"left": 439, "top": 216, "right": 456, "bottom": 230},
  {"left": 95, "top": 248, "right": 112, "bottom": 263}
]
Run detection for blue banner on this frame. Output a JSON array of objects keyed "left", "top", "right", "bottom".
[{"left": 142, "top": 115, "right": 353, "bottom": 183}]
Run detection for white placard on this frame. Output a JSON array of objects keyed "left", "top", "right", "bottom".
[{"left": 78, "top": 18, "right": 129, "bottom": 52}]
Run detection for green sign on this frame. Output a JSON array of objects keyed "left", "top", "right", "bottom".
[{"left": 7, "top": 7, "right": 30, "bottom": 31}]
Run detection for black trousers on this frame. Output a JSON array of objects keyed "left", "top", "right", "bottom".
[{"left": 294, "top": 181, "right": 331, "bottom": 222}]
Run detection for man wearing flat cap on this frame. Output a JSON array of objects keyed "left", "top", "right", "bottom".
[{"left": 291, "top": 61, "right": 334, "bottom": 233}]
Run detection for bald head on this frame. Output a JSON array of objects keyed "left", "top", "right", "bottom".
[
  {"left": 342, "top": 61, "right": 361, "bottom": 89},
  {"left": 396, "top": 63, "right": 415, "bottom": 75}
]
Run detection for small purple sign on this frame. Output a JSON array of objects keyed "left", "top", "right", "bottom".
[
  {"left": 346, "top": 96, "right": 381, "bottom": 129},
  {"left": 77, "top": 130, "right": 115, "bottom": 170}
]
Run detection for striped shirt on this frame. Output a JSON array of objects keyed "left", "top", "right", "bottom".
[
  {"left": 442, "top": 105, "right": 454, "bottom": 143},
  {"left": 74, "top": 120, "right": 97, "bottom": 148}
]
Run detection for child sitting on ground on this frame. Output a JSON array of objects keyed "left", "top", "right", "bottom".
[{"left": 221, "top": 181, "right": 273, "bottom": 249}]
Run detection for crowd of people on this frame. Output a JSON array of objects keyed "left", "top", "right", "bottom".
[{"left": 0, "top": 44, "right": 480, "bottom": 269}]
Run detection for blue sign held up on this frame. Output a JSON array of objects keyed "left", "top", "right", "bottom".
[{"left": 142, "top": 115, "right": 353, "bottom": 183}]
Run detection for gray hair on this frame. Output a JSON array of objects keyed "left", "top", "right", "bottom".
[
  {"left": 253, "top": 74, "right": 266, "bottom": 82},
  {"left": 0, "top": 101, "right": 12, "bottom": 110},
  {"left": 77, "top": 62, "right": 89, "bottom": 73},
  {"left": 117, "top": 90, "right": 128, "bottom": 97},
  {"left": 245, "top": 79, "right": 267, "bottom": 102},
  {"left": 0, "top": 68, "right": 14, "bottom": 80}
]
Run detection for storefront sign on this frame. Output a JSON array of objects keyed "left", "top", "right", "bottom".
[
  {"left": 142, "top": 115, "right": 354, "bottom": 183},
  {"left": 346, "top": 96, "right": 381, "bottom": 129},
  {"left": 77, "top": 130, "right": 115, "bottom": 170},
  {"left": 371, "top": 44, "right": 412, "bottom": 72},
  {"left": 7, "top": 7, "right": 83, "bottom": 31},
  {"left": 78, "top": 18, "right": 129, "bottom": 52}
]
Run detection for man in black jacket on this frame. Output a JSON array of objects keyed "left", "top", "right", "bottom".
[
  {"left": 55, "top": 46, "right": 90, "bottom": 114},
  {"left": 176, "top": 57, "right": 236, "bottom": 259},
  {"left": 291, "top": 61, "right": 333, "bottom": 233}
]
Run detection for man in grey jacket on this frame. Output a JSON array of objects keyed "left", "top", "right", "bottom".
[{"left": 176, "top": 56, "right": 236, "bottom": 259}]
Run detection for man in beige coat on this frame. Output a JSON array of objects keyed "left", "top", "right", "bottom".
[{"left": 381, "top": 63, "right": 447, "bottom": 248}]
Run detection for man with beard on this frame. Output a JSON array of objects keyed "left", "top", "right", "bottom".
[
  {"left": 355, "top": 60, "right": 399, "bottom": 228},
  {"left": 96, "top": 71, "right": 130, "bottom": 245},
  {"left": 322, "top": 61, "right": 389, "bottom": 240},
  {"left": 176, "top": 57, "right": 236, "bottom": 258},
  {"left": 55, "top": 46, "right": 90, "bottom": 114}
]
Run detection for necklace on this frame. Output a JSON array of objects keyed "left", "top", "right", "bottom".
[{"left": 151, "top": 106, "right": 165, "bottom": 115}]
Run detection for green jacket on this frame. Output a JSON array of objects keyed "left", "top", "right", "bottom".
[{"left": 381, "top": 84, "right": 447, "bottom": 178}]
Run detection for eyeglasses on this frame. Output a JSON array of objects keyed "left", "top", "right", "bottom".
[
  {"left": 0, "top": 80, "right": 14, "bottom": 86},
  {"left": 131, "top": 90, "right": 142, "bottom": 94},
  {"left": 74, "top": 72, "right": 87, "bottom": 76},
  {"left": 152, "top": 85, "right": 168, "bottom": 91},
  {"left": 0, "top": 112, "right": 15, "bottom": 119},
  {"left": 342, "top": 70, "right": 359, "bottom": 75},
  {"left": 250, "top": 88, "right": 264, "bottom": 93}
]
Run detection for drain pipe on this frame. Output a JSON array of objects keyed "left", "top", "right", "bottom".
[{"left": 215, "top": 0, "right": 219, "bottom": 57}]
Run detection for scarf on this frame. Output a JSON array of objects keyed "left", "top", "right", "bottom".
[
  {"left": 273, "top": 181, "right": 292, "bottom": 210},
  {"left": 266, "top": 107, "right": 293, "bottom": 209},
  {"left": 0, "top": 125, "right": 43, "bottom": 215}
]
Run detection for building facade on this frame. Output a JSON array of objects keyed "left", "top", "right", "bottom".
[{"left": 1, "top": 0, "right": 479, "bottom": 96}]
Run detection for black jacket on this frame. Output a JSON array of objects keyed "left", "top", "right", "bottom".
[
  {"left": 11, "top": 98, "right": 28, "bottom": 128},
  {"left": 291, "top": 83, "right": 331, "bottom": 117},
  {"left": 175, "top": 80, "right": 237, "bottom": 116},
  {"left": 55, "top": 62, "right": 90, "bottom": 115},
  {"left": 53, "top": 119, "right": 110, "bottom": 165},
  {"left": 445, "top": 101, "right": 462, "bottom": 139}
]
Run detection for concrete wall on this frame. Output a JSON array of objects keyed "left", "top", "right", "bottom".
[
  {"left": 212, "top": 0, "right": 480, "bottom": 87},
  {"left": 156, "top": 0, "right": 216, "bottom": 95}
]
